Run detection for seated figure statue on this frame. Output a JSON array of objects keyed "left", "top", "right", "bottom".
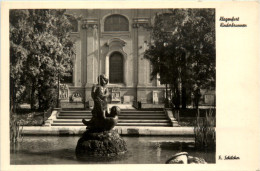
[{"left": 82, "top": 74, "right": 119, "bottom": 131}]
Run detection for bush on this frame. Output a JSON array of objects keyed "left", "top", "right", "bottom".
[{"left": 41, "top": 88, "right": 58, "bottom": 110}]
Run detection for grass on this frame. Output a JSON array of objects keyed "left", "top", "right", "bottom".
[
  {"left": 176, "top": 108, "right": 216, "bottom": 127},
  {"left": 194, "top": 109, "right": 216, "bottom": 150},
  {"left": 10, "top": 111, "right": 23, "bottom": 144},
  {"left": 10, "top": 106, "right": 52, "bottom": 144}
]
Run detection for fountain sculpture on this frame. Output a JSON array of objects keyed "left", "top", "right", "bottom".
[{"left": 75, "top": 74, "right": 127, "bottom": 158}]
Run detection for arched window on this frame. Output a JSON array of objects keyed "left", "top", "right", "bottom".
[
  {"left": 104, "top": 14, "right": 129, "bottom": 32},
  {"left": 109, "top": 52, "right": 124, "bottom": 83}
]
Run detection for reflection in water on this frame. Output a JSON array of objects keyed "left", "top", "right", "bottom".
[{"left": 10, "top": 136, "right": 215, "bottom": 164}]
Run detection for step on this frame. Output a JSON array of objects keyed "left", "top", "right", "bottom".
[
  {"left": 60, "top": 110, "right": 164, "bottom": 113},
  {"left": 60, "top": 111, "right": 165, "bottom": 115},
  {"left": 60, "top": 112, "right": 164, "bottom": 115},
  {"left": 119, "top": 113, "right": 165, "bottom": 116},
  {"left": 58, "top": 114, "right": 166, "bottom": 117},
  {"left": 121, "top": 109, "right": 163, "bottom": 111},
  {"left": 118, "top": 120, "right": 169, "bottom": 123},
  {"left": 59, "top": 113, "right": 92, "bottom": 116},
  {"left": 58, "top": 114, "right": 166, "bottom": 118},
  {"left": 118, "top": 116, "right": 167, "bottom": 119},
  {"left": 53, "top": 119, "right": 89, "bottom": 123},
  {"left": 57, "top": 117, "right": 167, "bottom": 120},
  {"left": 59, "top": 112, "right": 91, "bottom": 115},
  {"left": 51, "top": 123, "right": 85, "bottom": 126},
  {"left": 53, "top": 109, "right": 172, "bottom": 127},
  {"left": 52, "top": 119, "right": 170, "bottom": 123},
  {"left": 120, "top": 111, "right": 164, "bottom": 113},
  {"left": 57, "top": 116, "right": 92, "bottom": 119},
  {"left": 117, "top": 123, "right": 171, "bottom": 126},
  {"left": 60, "top": 110, "right": 91, "bottom": 113},
  {"left": 51, "top": 123, "right": 171, "bottom": 127},
  {"left": 121, "top": 113, "right": 165, "bottom": 116}
]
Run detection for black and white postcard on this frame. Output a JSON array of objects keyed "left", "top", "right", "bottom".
[{"left": 1, "top": 1, "right": 259, "bottom": 171}]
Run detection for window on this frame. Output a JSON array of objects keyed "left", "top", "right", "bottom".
[
  {"left": 109, "top": 52, "right": 124, "bottom": 83},
  {"left": 104, "top": 14, "right": 129, "bottom": 32}
]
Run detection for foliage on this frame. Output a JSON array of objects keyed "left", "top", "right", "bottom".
[
  {"left": 10, "top": 111, "right": 23, "bottom": 144},
  {"left": 144, "top": 9, "right": 215, "bottom": 108},
  {"left": 194, "top": 109, "right": 216, "bottom": 150},
  {"left": 10, "top": 9, "right": 77, "bottom": 111}
]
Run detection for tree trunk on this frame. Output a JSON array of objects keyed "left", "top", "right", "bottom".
[
  {"left": 38, "top": 79, "right": 45, "bottom": 111},
  {"left": 165, "top": 84, "right": 169, "bottom": 108},
  {"left": 181, "top": 86, "right": 187, "bottom": 109},
  {"left": 30, "top": 83, "right": 36, "bottom": 111},
  {"left": 194, "top": 88, "right": 201, "bottom": 109},
  {"left": 180, "top": 52, "right": 187, "bottom": 109},
  {"left": 171, "top": 80, "right": 180, "bottom": 109},
  {"left": 176, "top": 87, "right": 180, "bottom": 109},
  {"left": 38, "top": 89, "right": 42, "bottom": 111}
]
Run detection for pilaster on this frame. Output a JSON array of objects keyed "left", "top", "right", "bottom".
[
  {"left": 133, "top": 17, "right": 151, "bottom": 87},
  {"left": 82, "top": 19, "right": 99, "bottom": 87},
  {"left": 74, "top": 39, "right": 81, "bottom": 87}
]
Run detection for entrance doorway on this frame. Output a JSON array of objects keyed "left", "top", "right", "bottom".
[{"left": 109, "top": 52, "right": 123, "bottom": 83}]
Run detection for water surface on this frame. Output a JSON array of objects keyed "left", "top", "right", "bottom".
[{"left": 11, "top": 136, "right": 215, "bottom": 164}]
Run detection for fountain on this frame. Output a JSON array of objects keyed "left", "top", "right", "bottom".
[{"left": 75, "top": 74, "right": 127, "bottom": 158}]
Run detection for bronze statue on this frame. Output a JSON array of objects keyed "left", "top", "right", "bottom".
[{"left": 82, "top": 74, "right": 119, "bottom": 131}]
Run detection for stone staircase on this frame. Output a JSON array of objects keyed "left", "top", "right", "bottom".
[{"left": 50, "top": 109, "right": 173, "bottom": 127}]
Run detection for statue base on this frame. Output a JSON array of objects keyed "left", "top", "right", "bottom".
[{"left": 75, "top": 129, "right": 127, "bottom": 159}]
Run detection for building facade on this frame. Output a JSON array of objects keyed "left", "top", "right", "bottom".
[
  {"left": 60, "top": 9, "right": 168, "bottom": 108},
  {"left": 60, "top": 9, "right": 215, "bottom": 108}
]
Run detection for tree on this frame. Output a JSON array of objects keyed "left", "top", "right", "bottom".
[
  {"left": 144, "top": 9, "right": 215, "bottom": 109},
  {"left": 10, "top": 9, "right": 76, "bottom": 111}
]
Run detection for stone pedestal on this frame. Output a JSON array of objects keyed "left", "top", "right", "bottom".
[
  {"left": 123, "top": 96, "right": 132, "bottom": 104},
  {"left": 153, "top": 91, "right": 159, "bottom": 104},
  {"left": 75, "top": 130, "right": 127, "bottom": 159}
]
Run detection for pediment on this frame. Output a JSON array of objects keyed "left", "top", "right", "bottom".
[{"left": 107, "top": 38, "right": 126, "bottom": 48}]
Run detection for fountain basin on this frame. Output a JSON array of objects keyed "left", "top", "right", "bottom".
[{"left": 10, "top": 136, "right": 215, "bottom": 164}]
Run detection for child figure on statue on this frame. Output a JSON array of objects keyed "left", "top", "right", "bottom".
[
  {"left": 91, "top": 74, "right": 109, "bottom": 119},
  {"left": 82, "top": 74, "right": 119, "bottom": 131}
]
